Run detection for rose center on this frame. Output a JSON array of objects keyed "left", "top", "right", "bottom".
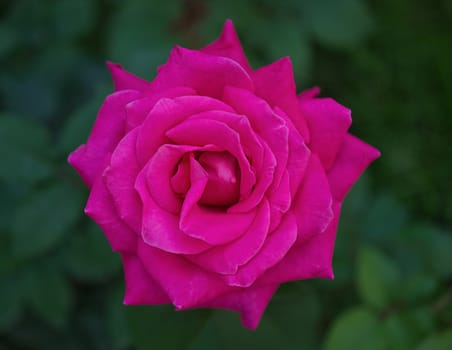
[{"left": 197, "top": 151, "right": 240, "bottom": 207}]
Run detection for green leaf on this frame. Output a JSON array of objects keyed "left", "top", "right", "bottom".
[
  {"left": 192, "top": 309, "right": 298, "bottom": 350},
  {"left": 364, "top": 194, "right": 408, "bottom": 244},
  {"left": 401, "top": 224, "right": 452, "bottom": 279},
  {"left": 52, "top": 0, "right": 96, "bottom": 40},
  {"left": 127, "top": 305, "right": 211, "bottom": 350},
  {"left": 248, "top": 18, "right": 313, "bottom": 84},
  {"left": 105, "top": 284, "right": 131, "bottom": 350},
  {"left": 65, "top": 223, "right": 121, "bottom": 283},
  {"left": 11, "top": 182, "right": 84, "bottom": 260},
  {"left": 0, "top": 274, "right": 24, "bottom": 331},
  {"left": 399, "top": 273, "right": 438, "bottom": 305},
  {"left": 0, "top": 114, "right": 53, "bottom": 188},
  {"left": 107, "top": 1, "right": 181, "bottom": 78},
  {"left": 58, "top": 86, "right": 109, "bottom": 156},
  {"left": 323, "top": 307, "right": 385, "bottom": 350},
  {"left": 302, "top": 0, "right": 374, "bottom": 50},
  {"left": 416, "top": 329, "right": 452, "bottom": 350},
  {"left": 23, "top": 263, "right": 73, "bottom": 328},
  {"left": 267, "top": 283, "right": 321, "bottom": 349},
  {"left": 384, "top": 314, "right": 416, "bottom": 350},
  {"left": 357, "top": 246, "right": 400, "bottom": 309}
]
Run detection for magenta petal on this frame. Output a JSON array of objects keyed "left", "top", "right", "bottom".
[
  {"left": 137, "top": 96, "right": 234, "bottom": 164},
  {"left": 105, "top": 128, "right": 142, "bottom": 233},
  {"left": 298, "top": 86, "right": 321, "bottom": 100},
  {"left": 85, "top": 167, "right": 137, "bottom": 253},
  {"left": 106, "top": 62, "right": 150, "bottom": 92},
  {"left": 180, "top": 156, "right": 257, "bottom": 245},
  {"left": 137, "top": 240, "right": 232, "bottom": 309},
  {"left": 166, "top": 117, "right": 256, "bottom": 200},
  {"left": 268, "top": 171, "right": 291, "bottom": 232},
  {"left": 201, "top": 19, "right": 252, "bottom": 73},
  {"left": 148, "top": 46, "right": 253, "bottom": 99},
  {"left": 252, "top": 57, "right": 310, "bottom": 141},
  {"left": 259, "top": 201, "right": 342, "bottom": 285},
  {"left": 125, "top": 87, "right": 196, "bottom": 131},
  {"left": 188, "top": 200, "right": 270, "bottom": 275},
  {"left": 135, "top": 163, "right": 211, "bottom": 254},
  {"left": 121, "top": 253, "right": 170, "bottom": 304},
  {"left": 328, "top": 134, "right": 381, "bottom": 201},
  {"left": 299, "top": 97, "right": 352, "bottom": 170},
  {"left": 202, "top": 283, "right": 279, "bottom": 330},
  {"left": 226, "top": 212, "right": 297, "bottom": 287},
  {"left": 274, "top": 107, "right": 310, "bottom": 196},
  {"left": 68, "top": 90, "right": 140, "bottom": 187},
  {"left": 222, "top": 87, "right": 288, "bottom": 194},
  {"left": 292, "top": 155, "right": 333, "bottom": 243}
]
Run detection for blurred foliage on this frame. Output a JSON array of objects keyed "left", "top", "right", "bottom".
[{"left": 0, "top": 0, "right": 451, "bottom": 349}]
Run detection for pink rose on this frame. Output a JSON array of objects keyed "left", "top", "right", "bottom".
[{"left": 68, "top": 20, "right": 379, "bottom": 329}]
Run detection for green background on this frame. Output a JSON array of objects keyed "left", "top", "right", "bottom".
[{"left": 1, "top": 0, "right": 451, "bottom": 349}]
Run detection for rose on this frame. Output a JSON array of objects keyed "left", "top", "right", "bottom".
[{"left": 68, "top": 20, "right": 379, "bottom": 329}]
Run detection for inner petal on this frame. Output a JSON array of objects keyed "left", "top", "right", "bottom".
[{"left": 198, "top": 151, "right": 240, "bottom": 207}]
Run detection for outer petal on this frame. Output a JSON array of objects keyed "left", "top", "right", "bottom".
[
  {"left": 68, "top": 90, "right": 141, "bottom": 187},
  {"left": 137, "top": 240, "right": 234, "bottom": 309},
  {"left": 225, "top": 212, "right": 297, "bottom": 287},
  {"left": 201, "top": 283, "right": 279, "bottom": 330},
  {"left": 201, "top": 19, "right": 252, "bottom": 72},
  {"left": 105, "top": 128, "right": 142, "bottom": 233},
  {"left": 328, "top": 134, "right": 381, "bottom": 201},
  {"left": 292, "top": 155, "right": 333, "bottom": 243},
  {"left": 252, "top": 57, "right": 310, "bottom": 141},
  {"left": 258, "top": 201, "right": 342, "bottom": 285},
  {"left": 147, "top": 46, "right": 253, "bottom": 99},
  {"left": 106, "top": 61, "right": 150, "bottom": 92},
  {"left": 84, "top": 163, "right": 137, "bottom": 253},
  {"left": 121, "top": 253, "right": 170, "bottom": 304},
  {"left": 125, "top": 87, "right": 196, "bottom": 131},
  {"left": 299, "top": 97, "right": 352, "bottom": 170},
  {"left": 187, "top": 200, "right": 270, "bottom": 275}
]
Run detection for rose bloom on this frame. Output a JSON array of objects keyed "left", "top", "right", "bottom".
[{"left": 69, "top": 20, "right": 379, "bottom": 329}]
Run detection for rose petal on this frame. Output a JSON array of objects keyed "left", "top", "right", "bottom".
[
  {"left": 273, "top": 106, "right": 310, "bottom": 196},
  {"left": 179, "top": 156, "right": 257, "bottom": 245},
  {"left": 188, "top": 200, "right": 270, "bottom": 275},
  {"left": 258, "top": 201, "right": 342, "bottom": 285},
  {"left": 328, "top": 134, "right": 381, "bottom": 201},
  {"left": 166, "top": 117, "right": 256, "bottom": 200},
  {"left": 148, "top": 46, "right": 253, "bottom": 99},
  {"left": 298, "top": 86, "right": 321, "bottom": 100},
  {"left": 299, "top": 97, "right": 352, "bottom": 170},
  {"left": 125, "top": 87, "right": 196, "bottom": 131},
  {"left": 201, "top": 19, "right": 252, "bottom": 73},
  {"left": 106, "top": 61, "right": 150, "bottom": 92},
  {"left": 201, "top": 283, "right": 279, "bottom": 330},
  {"left": 223, "top": 86, "right": 288, "bottom": 196},
  {"left": 268, "top": 170, "right": 291, "bottom": 232},
  {"left": 84, "top": 163, "right": 137, "bottom": 253},
  {"left": 137, "top": 240, "right": 233, "bottom": 309},
  {"left": 121, "top": 253, "right": 170, "bottom": 304},
  {"left": 226, "top": 211, "right": 297, "bottom": 287},
  {"left": 135, "top": 161, "right": 211, "bottom": 254},
  {"left": 252, "top": 57, "right": 310, "bottom": 141},
  {"left": 137, "top": 96, "right": 234, "bottom": 164},
  {"left": 68, "top": 90, "right": 141, "bottom": 187},
  {"left": 104, "top": 128, "right": 142, "bottom": 233},
  {"left": 292, "top": 155, "right": 333, "bottom": 243}
]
